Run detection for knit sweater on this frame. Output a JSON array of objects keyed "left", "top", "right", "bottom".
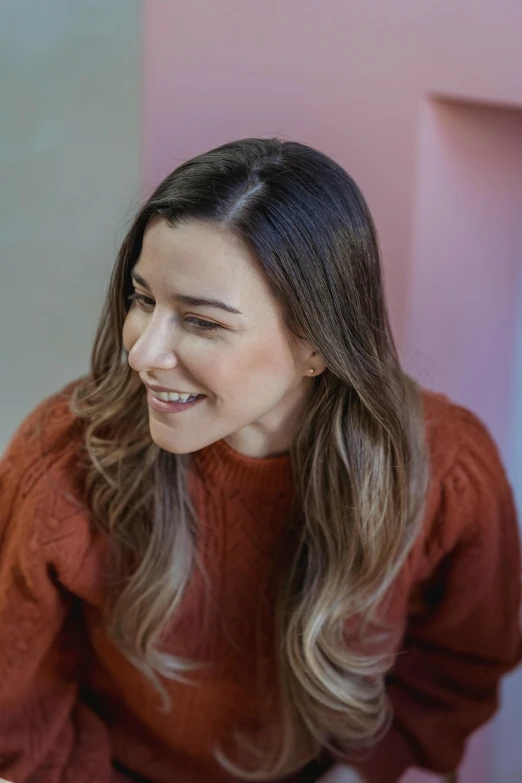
[{"left": 0, "top": 384, "right": 520, "bottom": 783}]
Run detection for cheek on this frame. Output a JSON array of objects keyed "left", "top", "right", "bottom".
[
  {"left": 210, "top": 336, "right": 295, "bottom": 391},
  {"left": 122, "top": 312, "right": 140, "bottom": 353}
]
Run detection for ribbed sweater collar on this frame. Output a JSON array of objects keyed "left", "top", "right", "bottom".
[{"left": 193, "top": 438, "right": 294, "bottom": 495}]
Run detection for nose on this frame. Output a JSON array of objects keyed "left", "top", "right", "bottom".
[{"left": 127, "top": 315, "right": 178, "bottom": 373}]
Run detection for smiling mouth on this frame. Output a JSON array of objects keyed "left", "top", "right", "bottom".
[
  {"left": 149, "top": 389, "right": 204, "bottom": 404},
  {"left": 146, "top": 388, "right": 207, "bottom": 413}
]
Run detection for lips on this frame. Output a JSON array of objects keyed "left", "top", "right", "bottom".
[
  {"left": 146, "top": 388, "right": 206, "bottom": 414},
  {"left": 149, "top": 389, "right": 202, "bottom": 403},
  {"left": 147, "top": 383, "right": 199, "bottom": 393},
  {"left": 145, "top": 380, "right": 206, "bottom": 397}
]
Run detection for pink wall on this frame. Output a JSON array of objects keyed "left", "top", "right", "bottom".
[
  {"left": 405, "top": 98, "right": 522, "bottom": 458},
  {"left": 142, "top": 2, "right": 522, "bottom": 779}
]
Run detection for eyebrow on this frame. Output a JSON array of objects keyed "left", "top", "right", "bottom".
[{"left": 131, "top": 270, "right": 243, "bottom": 315}]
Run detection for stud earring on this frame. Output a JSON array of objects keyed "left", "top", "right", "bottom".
[{"left": 308, "top": 368, "right": 315, "bottom": 375}]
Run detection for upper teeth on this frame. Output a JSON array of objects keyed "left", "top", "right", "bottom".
[{"left": 151, "top": 390, "right": 198, "bottom": 402}]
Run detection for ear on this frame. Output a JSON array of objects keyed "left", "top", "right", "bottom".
[{"left": 301, "top": 346, "right": 327, "bottom": 378}]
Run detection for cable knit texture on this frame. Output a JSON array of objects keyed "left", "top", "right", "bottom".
[{"left": 0, "top": 384, "right": 520, "bottom": 783}]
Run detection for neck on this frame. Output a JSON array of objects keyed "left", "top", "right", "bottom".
[{"left": 223, "top": 381, "right": 312, "bottom": 458}]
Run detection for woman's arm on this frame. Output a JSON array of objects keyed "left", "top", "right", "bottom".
[
  {"left": 340, "top": 408, "right": 522, "bottom": 783},
  {"left": 0, "top": 397, "right": 113, "bottom": 783}
]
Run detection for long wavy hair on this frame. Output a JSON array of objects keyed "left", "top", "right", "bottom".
[{"left": 71, "top": 138, "right": 430, "bottom": 778}]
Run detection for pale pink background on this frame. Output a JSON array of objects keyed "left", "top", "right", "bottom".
[{"left": 142, "top": 2, "right": 522, "bottom": 780}]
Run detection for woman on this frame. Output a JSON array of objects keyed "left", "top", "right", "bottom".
[{"left": 0, "top": 138, "right": 520, "bottom": 783}]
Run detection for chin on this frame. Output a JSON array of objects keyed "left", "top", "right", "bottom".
[{"left": 148, "top": 422, "right": 211, "bottom": 455}]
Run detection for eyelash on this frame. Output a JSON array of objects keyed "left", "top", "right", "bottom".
[{"left": 127, "top": 293, "right": 220, "bottom": 332}]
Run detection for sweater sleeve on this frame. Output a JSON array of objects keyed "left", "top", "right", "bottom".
[
  {"left": 350, "top": 406, "right": 522, "bottom": 783},
  {"left": 0, "top": 395, "right": 113, "bottom": 783}
]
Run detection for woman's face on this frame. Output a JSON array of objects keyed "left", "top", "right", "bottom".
[{"left": 122, "top": 217, "right": 324, "bottom": 457}]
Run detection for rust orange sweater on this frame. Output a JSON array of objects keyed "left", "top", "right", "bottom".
[{"left": 0, "top": 385, "right": 520, "bottom": 783}]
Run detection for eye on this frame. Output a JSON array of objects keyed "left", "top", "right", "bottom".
[
  {"left": 185, "top": 317, "right": 220, "bottom": 332},
  {"left": 128, "top": 292, "right": 155, "bottom": 311}
]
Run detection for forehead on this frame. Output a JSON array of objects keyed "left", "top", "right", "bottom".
[{"left": 138, "top": 217, "right": 265, "bottom": 295}]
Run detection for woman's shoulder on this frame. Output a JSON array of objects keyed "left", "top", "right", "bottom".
[
  {"left": 415, "top": 387, "right": 515, "bottom": 566},
  {"left": 1, "top": 379, "right": 87, "bottom": 510},
  {"left": 420, "top": 387, "right": 502, "bottom": 469},
  {"left": 1, "top": 379, "right": 105, "bottom": 604}
]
